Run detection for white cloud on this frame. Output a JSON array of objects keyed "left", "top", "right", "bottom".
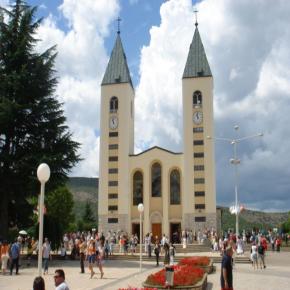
[
  {"left": 3, "top": 0, "right": 290, "bottom": 210},
  {"left": 134, "top": 0, "right": 290, "bottom": 210},
  {"left": 34, "top": 0, "right": 120, "bottom": 177}
]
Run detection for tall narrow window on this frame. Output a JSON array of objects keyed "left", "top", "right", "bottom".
[
  {"left": 193, "top": 91, "right": 202, "bottom": 107},
  {"left": 170, "top": 169, "right": 180, "bottom": 204},
  {"left": 151, "top": 162, "right": 162, "bottom": 197},
  {"left": 133, "top": 171, "right": 143, "bottom": 205},
  {"left": 110, "top": 96, "right": 118, "bottom": 112}
]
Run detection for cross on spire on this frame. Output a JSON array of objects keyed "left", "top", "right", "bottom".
[
  {"left": 194, "top": 9, "right": 198, "bottom": 27},
  {"left": 117, "top": 17, "right": 122, "bottom": 34}
]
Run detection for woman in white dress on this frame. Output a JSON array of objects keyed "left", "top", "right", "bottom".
[
  {"left": 250, "top": 242, "right": 258, "bottom": 269},
  {"left": 236, "top": 237, "right": 244, "bottom": 255}
]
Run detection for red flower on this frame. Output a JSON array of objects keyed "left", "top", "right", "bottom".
[
  {"left": 145, "top": 265, "right": 204, "bottom": 287},
  {"left": 178, "top": 256, "right": 210, "bottom": 267}
]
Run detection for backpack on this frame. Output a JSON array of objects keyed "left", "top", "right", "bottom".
[{"left": 258, "top": 245, "right": 264, "bottom": 254}]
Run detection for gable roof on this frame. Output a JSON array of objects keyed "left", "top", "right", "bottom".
[
  {"left": 101, "top": 34, "right": 133, "bottom": 87},
  {"left": 130, "top": 146, "right": 182, "bottom": 157},
  {"left": 183, "top": 26, "right": 212, "bottom": 78}
]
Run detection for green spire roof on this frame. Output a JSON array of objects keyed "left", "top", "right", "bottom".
[
  {"left": 101, "top": 34, "right": 133, "bottom": 86},
  {"left": 183, "top": 26, "right": 212, "bottom": 78}
]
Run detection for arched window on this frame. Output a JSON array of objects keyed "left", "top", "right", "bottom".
[
  {"left": 110, "top": 96, "right": 118, "bottom": 112},
  {"left": 133, "top": 171, "right": 143, "bottom": 205},
  {"left": 193, "top": 91, "right": 202, "bottom": 107},
  {"left": 151, "top": 162, "right": 162, "bottom": 197},
  {"left": 170, "top": 169, "right": 180, "bottom": 204}
]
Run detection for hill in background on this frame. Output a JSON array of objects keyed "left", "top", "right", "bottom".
[
  {"left": 220, "top": 206, "right": 288, "bottom": 232},
  {"left": 67, "top": 177, "right": 98, "bottom": 221},
  {"left": 67, "top": 177, "right": 288, "bottom": 231}
]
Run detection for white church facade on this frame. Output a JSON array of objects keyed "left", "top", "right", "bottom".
[{"left": 98, "top": 22, "right": 216, "bottom": 240}]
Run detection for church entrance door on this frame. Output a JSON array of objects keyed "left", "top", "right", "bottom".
[
  {"left": 170, "top": 223, "right": 181, "bottom": 243},
  {"left": 152, "top": 223, "right": 162, "bottom": 242},
  {"left": 132, "top": 223, "right": 140, "bottom": 238}
]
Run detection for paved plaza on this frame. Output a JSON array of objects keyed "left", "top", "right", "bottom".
[{"left": 1, "top": 251, "right": 289, "bottom": 290}]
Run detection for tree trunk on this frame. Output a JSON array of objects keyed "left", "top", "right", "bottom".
[{"left": 0, "top": 190, "right": 8, "bottom": 239}]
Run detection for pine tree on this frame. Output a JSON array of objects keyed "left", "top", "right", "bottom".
[{"left": 0, "top": 0, "right": 81, "bottom": 239}]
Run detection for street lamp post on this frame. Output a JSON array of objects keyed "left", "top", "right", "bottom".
[
  {"left": 207, "top": 126, "right": 263, "bottom": 236},
  {"left": 37, "top": 163, "right": 50, "bottom": 276},
  {"left": 137, "top": 203, "right": 144, "bottom": 272}
]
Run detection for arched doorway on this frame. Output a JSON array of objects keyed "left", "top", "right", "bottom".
[{"left": 150, "top": 211, "right": 162, "bottom": 242}]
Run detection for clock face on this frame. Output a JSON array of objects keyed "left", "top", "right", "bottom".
[
  {"left": 109, "top": 116, "right": 118, "bottom": 129},
  {"left": 193, "top": 111, "right": 203, "bottom": 124}
]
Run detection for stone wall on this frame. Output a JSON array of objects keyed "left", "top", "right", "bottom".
[
  {"left": 184, "top": 212, "right": 217, "bottom": 232},
  {"left": 98, "top": 214, "right": 129, "bottom": 234}
]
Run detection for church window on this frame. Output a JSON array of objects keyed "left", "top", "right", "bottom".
[
  {"left": 108, "top": 156, "right": 118, "bottom": 161},
  {"left": 195, "top": 204, "right": 205, "bottom": 209},
  {"left": 133, "top": 171, "right": 143, "bottom": 205},
  {"left": 194, "top": 152, "right": 204, "bottom": 158},
  {"left": 108, "top": 168, "right": 118, "bottom": 174},
  {"left": 108, "top": 193, "right": 118, "bottom": 199},
  {"left": 108, "top": 218, "right": 118, "bottom": 223},
  {"left": 193, "top": 127, "right": 203, "bottom": 133},
  {"left": 193, "top": 140, "right": 204, "bottom": 145},
  {"left": 194, "top": 165, "right": 204, "bottom": 171},
  {"left": 151, "top": 162, "right": 162, "bottom": 197},
  {"left": 109, "top": 144, "right": 118, "bottom": 150},
  {"left": 170, "top": 169, "right": 180, "bottom": 205},
  {"left": 109, "top": 132, "right": 118, "bottom": 137},
  {"left": 194, "top": 178, "right": 205, "bottom": 184},
  {"left": 195, "top": 191, "right": 205, "bottom": 196},
  {"left": 193, "top": 91, "right": 202, "bottom": 107},
  {"left": 110, "top": 96, "right": 118, "bottom": 112},
  {"left": 108, "top": 181, "right": 118, "bottom": 186},
  {"left": 108, "top": 205, "right": 118, "bottom": 211},
  {"left": 195, "top": 216, "right": 206, "bottom": 222}
]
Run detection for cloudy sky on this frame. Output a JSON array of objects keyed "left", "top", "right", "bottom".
[{"left": 2, "top": 0, "right": 290, "bottom": 212}]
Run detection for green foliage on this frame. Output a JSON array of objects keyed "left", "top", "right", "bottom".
[
  {"left": 44, "top": 186, "right": 75, "bottom": 249},
  {"left": 281, "top": 211, "right": 290, "bottom": 233},
  {"left": 83, "top": 201, "right": 96, "bottom": 223},
  {"left": 77, "top": 201, "right": 97, "bottom": 231},
  {"left": 0, "top": 0, "right": 81, "bottom": 238}
]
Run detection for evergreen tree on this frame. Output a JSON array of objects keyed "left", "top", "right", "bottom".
[
  {"left": 0, "top": 0, "right": 81, "bottom": 239},
  {"left": 83, "top": 201, "right": 96, "bottom": 223}
]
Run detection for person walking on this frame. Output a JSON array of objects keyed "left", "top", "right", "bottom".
[
  {"left": 42, "top": 238, "right": 51, "bottom": 275},
  {"left": 221, "top": 246, "right": 234, "bottom": 290},
  {"left": 250, "top": 242, "right": 258, "bottom": 270},
  {"left": 257, "top": 243, "right": 266, "bottom": 269},
  {"left": 154, "top": 240, "right": 160, "bottom": 266},
  {"left": 79, "top": 237, "right": 86, "bottom": 273},
  {"left": 54, "top": 269, "right": 70, "bottom": 290},
  {"left": 169, "top": 242, "right": 176, "bottom": 265},
  {"left": 1, "top": 240, "right": 9, "bottom": 274},
  {"left": 9, "top": 238, "right": 20, "bottom": 275},
  {"left": 163, "top": 242, "right": 170, "bottom": 266},
  {"left": 96, "top": 240, "right": 105, "bottom": 279},
  {"left": 86, "top": 238, "right": 96, "bottom": 279}
]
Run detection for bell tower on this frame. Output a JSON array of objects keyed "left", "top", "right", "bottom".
[
  {"left": 182, "top": 20, "right": 216, "bottom": 231},
  {"left": 98, "top": 30, "right": 134, "bottom": 233}
]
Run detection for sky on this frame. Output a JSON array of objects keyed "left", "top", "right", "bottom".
[{"left": 1, "top": 0, "right": 290, "bottom": 212}]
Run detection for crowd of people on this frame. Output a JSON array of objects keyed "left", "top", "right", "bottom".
[{"left": 0, "top": 227, "right": 289, "bottom": 290}]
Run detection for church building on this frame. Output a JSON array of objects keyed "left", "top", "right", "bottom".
[{"left": 98, "top": 20, "right": 216, "bottom": 240}]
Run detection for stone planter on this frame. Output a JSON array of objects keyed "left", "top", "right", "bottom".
[{"left": 142, "top": 273, "right": 207, "bottom": 290}]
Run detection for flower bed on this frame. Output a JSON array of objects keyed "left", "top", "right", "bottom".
[
  {"left": 143, "top": 265, "right": 205, "bottom": 289},
  {"left": 119, "top": 288, "right": 158, "bottom": 290},
  {"left": 178, "top": 256, "right": 213, "bottom": 274},
  {"left": 178, "top": 256, "right": 210, "bottom": 267}
]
